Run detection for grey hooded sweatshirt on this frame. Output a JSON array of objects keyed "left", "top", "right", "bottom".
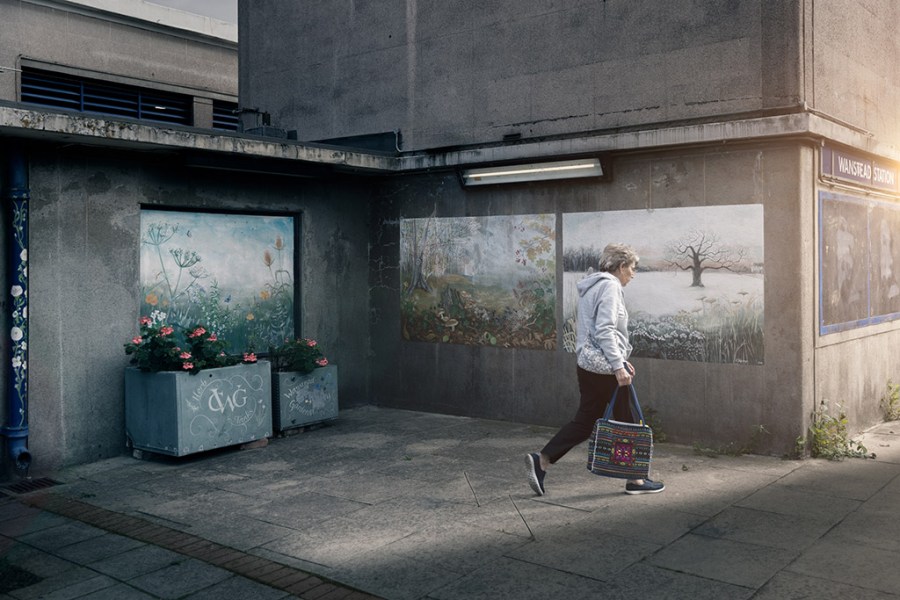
[{"left": 575, "top": 271, "right": 632, "bottom": 372}]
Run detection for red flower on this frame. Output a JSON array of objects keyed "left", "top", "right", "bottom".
[
  {"left": 159, "top": 326, "right": 174, "bottom": 336},
  {"left": 188, "top": 327, "right": 206, "bottom": 338},
  {"left": 243, "top": 352, "right": 257, "bottom": 363},
  {"left": 182, "top": 362, "right": 194, "bottom": 370},
  {"left": 307, "top": 339, "right": 317, "bottom": 347},
  {"left": 139, "top": 316, "right": 152, "bottom": 326},
  {"left": 208, "top": 333, "right": 217, "bottom": 341},
  {"left": 315, "top": 358, "right": 329, "bottom": 367},
  {"left": 179, "top": 352, "right": 192, "bottom": 360},
  {"left": 131, "top": 336, "right": 143, "bottom": 345}
]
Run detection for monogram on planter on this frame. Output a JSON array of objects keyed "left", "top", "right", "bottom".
[
  {"left": 124, "top": 317, "right": 272, "bottom": 457},
  {"left": 269, "top": 338, "right": 337, "bottom": 432}
]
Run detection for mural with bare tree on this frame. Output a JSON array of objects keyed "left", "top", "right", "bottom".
[{"left": 563, "top": 205, "right": 764, "bottom": 364}]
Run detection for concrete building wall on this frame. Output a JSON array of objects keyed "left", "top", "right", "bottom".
[
  {"left": 370, "top": 143, "right": 811, "bottom": 452},
  {"left": 240, "top": 0, "right": 804, "bottom": 150},
  {"left": 810, "top": 0, "right": 900, "bottom": 142},
  {"left": 22, "top": 145, "right": 371, "bottom": 469},
  {"left": 0, "top": 0, "right": 237, "bottom": 123}
]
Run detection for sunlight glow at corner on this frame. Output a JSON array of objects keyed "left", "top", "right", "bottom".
[{"left": 462, "top": 158, "right": 603, "bottom": 186}]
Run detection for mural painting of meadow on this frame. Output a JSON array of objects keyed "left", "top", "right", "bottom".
[
  {"left": 400, "top": 213, "right": 556, "bottom": 349},
  {"left": 140, "top": 209, "right": 295, "bottom": 352},
  {"left": 563, "top": 205, "right": 764, "bottom": 364}
]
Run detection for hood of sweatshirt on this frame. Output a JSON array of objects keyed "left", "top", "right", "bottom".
[{"left": 576, "top": 271, "right": 618, "bottom": 297}]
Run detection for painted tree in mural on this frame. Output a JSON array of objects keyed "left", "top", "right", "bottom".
[
  {"left": 665, "top": 229, "right": 747, "bottom": 287},
  {"left": 403, "top": 215, "right": 434, "bottom": 294},
  {"left": 402, "top": 215, "right": 480, "bottom": 296}
]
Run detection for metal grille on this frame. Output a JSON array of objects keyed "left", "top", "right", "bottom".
[
  {"left": 212, "top": 100, "right": 239, "bottom": 131},
  {"left": 21, "top": 68, "right": 192, "bottom": 126},
  {"left": 1, "top": 477, "right": 61, "bottom": 495}
]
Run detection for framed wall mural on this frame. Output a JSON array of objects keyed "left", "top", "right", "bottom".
[
  {"left": 140, "top": 208, "right": 296, "bottom": 352},
  {"left": 819, "top": 191, "right": 900, "bottom": 333},
  {"left": 400, "top": 213, "right": 556, "bottom": 349},
  {"left": 563, "top": 205, "right": 764, "bottom": 364}
]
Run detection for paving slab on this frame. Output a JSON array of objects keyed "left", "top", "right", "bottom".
[
  {"left": 54, "top": 532, "right": 147, "bottom": 564},
  {"left": 69, "top": 584, "right": 160, "bottom": 600},
  {"left": 87, "top": 545, "right": 186, "bottom": 580},
  {"left": 607, "top": 563, "right": 754, "bottom": 600},
  {"left": 647, "top": 533, "right": 798, "bottom": 588},
  {"left": 16, "top": 522, "right": 107, "bottom": 553},
  {"left": 7, "top": 566, "right": 115, "bottom": 600},
  {"left": 127, "top": 557, "right": 231, "bottom": 599},
  {"left": 691, "top": 505, "right": 835, "bottom": 551},
  {"left": 330, "top": 549, "right": 462, "bottom": 600},
  {"left": 858, "top": 421, "right": 900, "bottom": 465},
  {"left": 505, "top": 524, "right": 661, "bottom": 581},
  {"left": 424, "top": 555, "right": 604, "bottom": 600},
  {"left": 635, "top": 468, "right": 776, "bottom": 517},
  {"left": 734, "top": 483, "right": 862, "bottom": 523},
  {"left": 579, "top": 502, "right": 707, "bottom": 546},
  {"left": 753, "top": 571, "right": 900, "bottom": 600},
  {"left": 375, "top": 522, "right": 530, "bottom": 576},
  {"left": 787, "top": 538, "right": 900, "bottom": 594},
  {"left": 181, "top": 574, "right": 291, "bottom": 599},
  {"left": 0, "top": 511, "right": 69, "bottom": 538},
  {"left": 773, "top": 458, "right": 900, "bottom": 500}
]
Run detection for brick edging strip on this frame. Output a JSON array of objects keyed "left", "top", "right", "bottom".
[{"left": 18, "top": 492, "right": 382, "bottom": 600}]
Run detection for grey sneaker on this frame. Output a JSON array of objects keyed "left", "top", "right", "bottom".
[
  {"left": 525, "top": 453, "right": 546, "bottom": 496},
  {"left": 625, "top": 479, "right": 665, "bottom": 495}
]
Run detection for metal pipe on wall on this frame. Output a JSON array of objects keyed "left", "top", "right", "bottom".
[{"left": 2, "top": 150, "right": 31, "bottom": 473}]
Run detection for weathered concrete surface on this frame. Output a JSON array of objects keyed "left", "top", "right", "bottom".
[{"left": 3, "top": 408, "right": 900, "bottom": 599}]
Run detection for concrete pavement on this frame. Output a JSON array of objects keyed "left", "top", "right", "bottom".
[{"left": 2, "top": 406, "right": 900, "bottom": 599}]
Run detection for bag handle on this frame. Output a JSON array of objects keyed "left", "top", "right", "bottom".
[{"left": 602, "top": 384, "right": 646, "bottom": 425}]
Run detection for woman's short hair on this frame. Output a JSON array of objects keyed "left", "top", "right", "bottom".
[{"left": 598, "top": 243, "right": 639, "bottom": 273}]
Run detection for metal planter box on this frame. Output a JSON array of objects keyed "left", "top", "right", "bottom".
[
  {"left": 272, "top": 365, "right": 338, "bottom": 432},
  {"left": 125, "top": 361, "right": 273, "bottom": 457}
]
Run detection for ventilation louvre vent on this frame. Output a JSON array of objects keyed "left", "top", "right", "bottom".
[
  {"left": 21, "top": 68, "right": 192, "bottom": 126},
  {"left": 212, "top": 100, "right": 239, "bottom": 131}
]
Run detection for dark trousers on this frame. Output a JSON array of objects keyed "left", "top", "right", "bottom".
[{"left": 541, "top": 366, "right": 634, "bottom": 464}]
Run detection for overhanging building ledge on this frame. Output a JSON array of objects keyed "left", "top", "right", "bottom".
[
  {"left": 3, "top": 105, "right": 900, "bottom": 176},
  {"left": 0, "top": 105, "right": 399, "bottom": 174},
  {"left": 399, "top": 112, "right": 900, "bottom": 172}
]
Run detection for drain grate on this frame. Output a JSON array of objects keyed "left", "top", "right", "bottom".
[{"left": 1, "top": 477, "right": 61, "bottom": 495}]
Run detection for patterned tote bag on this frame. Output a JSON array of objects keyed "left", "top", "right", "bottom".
[{"left": 587, "top": 384, "right": 652, "bottom": 480}]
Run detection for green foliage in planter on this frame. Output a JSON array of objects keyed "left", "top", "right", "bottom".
[
  {"left": 268, "top": 338, "right": 329, "bottom": 374},
  {"left": 124, "top": 316, "right": 253, "bottom": 374}
]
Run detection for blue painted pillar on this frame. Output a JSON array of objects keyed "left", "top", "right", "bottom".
[{"left": 2, "top": 150, "right": 31, "bottom": 473}]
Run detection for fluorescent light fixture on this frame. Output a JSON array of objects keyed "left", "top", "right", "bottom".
[{"left": 461, "top": 158, "right": 603, "bottom": 186}]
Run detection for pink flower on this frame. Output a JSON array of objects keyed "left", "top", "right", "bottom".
[
  {"left": 139, "top": 316, "right": 152, "bottom": 326},
  {"left": 159, "top": 326, "right": 174, "bottom": 336},
  {"left": 131, "top": 336, "right": 143, "bottom": 345},
  {"left": 188, "top": 327, "right": 206, "bottom": 338},
  {"left": 315, "top": 358, "right": 329, "bottom": 367},
  {"left": 219, "top": 351, "right": 226, "bottom": 356},
  {"left": 307, "top": 339, "right": 317, "bottom": 347},
  {"left": 179, "top": 352, "right": 192, "bottom": 360},
  {"left": 243, "top": 352, "right": 257, "bottom": 363},
  {"left": 182, "top": 362, "right": 194, "bottom": 370},
  {"left": 208, "top": 333, "right": 217, "bottom": 341}
]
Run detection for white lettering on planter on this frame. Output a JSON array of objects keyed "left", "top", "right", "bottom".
[{"left": 207, "top": 385, "right": 248, "bottom": 413}]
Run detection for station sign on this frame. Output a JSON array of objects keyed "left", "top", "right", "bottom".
[{"left": 822, "top": 146, "right": 900, "bottom": 193}]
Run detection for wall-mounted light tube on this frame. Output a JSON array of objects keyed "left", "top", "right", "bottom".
[{"left": 461, "top": 158, "right": 603, "bottom": 186}]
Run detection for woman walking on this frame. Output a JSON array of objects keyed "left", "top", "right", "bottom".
[{"left": 526, "top": 243, "right": 664, "bottom": 496}]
